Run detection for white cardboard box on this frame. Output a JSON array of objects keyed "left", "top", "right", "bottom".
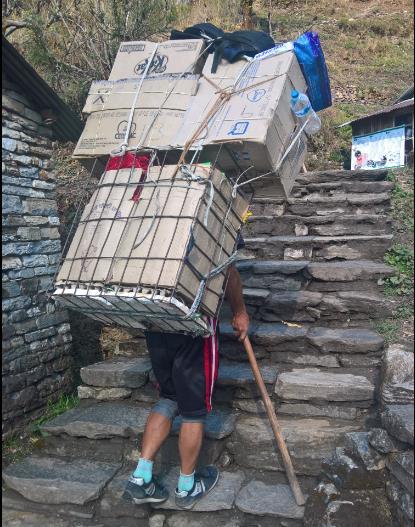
[
  {"left": 177, "top": 51, "right": 307, "bottom": 178},
  {"left": 109, "top": 40, "right": 206, "bottom": 80}
]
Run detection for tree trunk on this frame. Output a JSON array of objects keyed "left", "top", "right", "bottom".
[{"left": 241, "top": 0, "right": 254, "bottom": 29}]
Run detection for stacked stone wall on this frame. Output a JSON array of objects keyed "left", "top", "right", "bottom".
[{"left": 2, "top": 80, "right": 73, "bottom": 438}]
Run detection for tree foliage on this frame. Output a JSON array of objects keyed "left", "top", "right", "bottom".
[{"left": 3, "top": 0, "right": 181, "bottom": 113}]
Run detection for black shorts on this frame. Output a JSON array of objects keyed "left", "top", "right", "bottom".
[{"left": 145, "top": 321, "right": 219, "bottom": 419}]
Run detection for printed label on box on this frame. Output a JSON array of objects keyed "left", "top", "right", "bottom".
[{"left": 228, "top": 121, "right": 250, "bottom": 136}]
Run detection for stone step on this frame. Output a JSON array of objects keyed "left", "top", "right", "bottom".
[
  {"left": 241, "top": 234, "right": 393, "bottom": 261},
  {"left": 286, "top": 193, "right": 391, "bottom": 218},
  {"left": 291, "top": 180, "right": 394, "bottom": 196},
  {"left": 230, "top": 415, "right": 361, "bottom": 476},
  {"left": 275, "top": 369, "right": 375, "bottom": 404},
  {"left": 218, "top": 361, "right": 278, "bottom": 386},
  {"left": 294, "top": 168, "right": 389, "bottom": 184},
  {"left": 237, "top": 259, "right": 394, "bottom": 294},
  {"left": 220, "top": 322, "right": 384, "bottom": 363},
  {"left": 80, "top": 357, "right": 152, "bottom": 389},
  {"left": 235, "top": 480, "right": 305, "bottom": 520},
  {"left": 78, "top": 359, "right": 279, "bottom": 401},
  {"left": 242, "top": 288, "right": 394, "bottom": 323},
  {"left": 2, "top": 510, "right": 84, "bottom": 527},
  {"left": 41, "top": 401, "right": 236, "bottom": 441},
  {"left": 153, "top": 468, "right": 245, "bottom": 512},
  {"left": 2, "top": 455, "right": 120, "bottom": 505},
  {"left": 245, "top": 214, "right": 392, "bottom": 237}
]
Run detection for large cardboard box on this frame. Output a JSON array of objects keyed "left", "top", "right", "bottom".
[
  {"left": 72, "top": 108, "right": 186, "bottom": 157},
  {"left": 55, "top": 163, "right": 248, "bottom": 321},
  {"left": 74, "top": 76, "right": 200, "bottom": 158},
  {"left": 74, "top": 76, "right": 199, "bottom": 158},
  {"left": 109, "top": 40, "right": 206, "bottom": 80},
  {"left": 82, "top": 76, "right": 199, "bottom": 114},
  {"left": 176, "top": 51, "right": 307, "bottom": 181}
]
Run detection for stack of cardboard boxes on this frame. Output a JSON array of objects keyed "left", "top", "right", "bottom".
[
  {"left": 73, "top": 38, "right": 307, "bottom": 197},
  {"left": 54, "top": 38, "right": 309, "bottom": 335}
]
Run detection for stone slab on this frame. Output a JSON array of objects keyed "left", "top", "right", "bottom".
[
  {"left": 232, "top": 415, "right": 360, "bottom": 476},
  {"left": 307, "top": 327, "right": 384, "bottom": 353},
  {"left": 235, "top": 481, "right": 305, "bottom": 519},
  {"left": 172, "top": 409, "right": 236, "bottom": 440},
  {"left": 272, "top": 352, "right": 340, "bottom": 368},
  {"left": 2, "top": 510, "right": 74, "bottom": 527},
  {"left": 368, "top": 428, "right": 406, "bottom": 454},
  {"left": 278, "top": 403, "right": 361, "bottom": 421},
  {"left": 166, "top": 512, "right": 240, "bottom": 527},
  {"left": 99, "top": 466, "right": 149, "bottom": 518},
  {"left": 322, "top": 447, "right": 385, "bottom": 490},
  {"left": 275, "top": 369, "right": 374, "bottom": 402},
  {"left": 386, "top": 475, "right": 414, "bottom": 524},
  {"left": 306, "top": 260, "right": 394, "bottom": 282},
  {"left": 2, "top": 456, "right": 120, "bottom": 505},
  {"left": 344, "top": 432, "right": 386, "bottom": 471},
  {"left": 387, "top": 451, "right": 414, "bottom": 496},
  {"left": 304, "top": 486, "right": 393, "bottom": 527},
  {"left": 80, "top": 358, "right": 151, "bottom": 388},
  {"left": 77, "top": 385, "right": 132, "bottom": 400},
  {"left": 382, "top": 405, "right": 414, "bottom": 446},
  {"left": 153, "top": 469, "right": 245, "bottom": 511},
  {"left": 381, "top": 344, "right": 414, "bottom": 405},
  {"left": 217, "top": 361, "right": 278, "bottom": 387},
  {"left": 41, "top": 402, "right": 151, "bottom": 439}
]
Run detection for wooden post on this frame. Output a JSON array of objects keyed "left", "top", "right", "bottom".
[{"left": 242, "top": 336, "right": 306, "bottom": 506}]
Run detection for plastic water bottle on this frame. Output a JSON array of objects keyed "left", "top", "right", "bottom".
[{"left": 290, "top": 90, "right": 321, "bottom": 135}]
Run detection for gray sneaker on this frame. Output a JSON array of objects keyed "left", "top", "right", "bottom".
[
  {"left": 123, "top": 475, "right": 169, "bottom": 504},
  {"left": 175, "top": 466, "right": 220, "bottom": 510}
]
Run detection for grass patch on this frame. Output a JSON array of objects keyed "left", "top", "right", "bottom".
[
  {"left": 383, "top": 244, "right": 414, "bottom": 296},
  {"left": 2, "top": 394, "right": 79, "bottom": 467},
  {"left": 30, "top": 394, "right": 79, "bottom": 434},
  {"left": 374, "top": 318, "right": 403, "bottom": 345},
  {"left": 387, "top": 169, "right": 414, "bottom": 234}
]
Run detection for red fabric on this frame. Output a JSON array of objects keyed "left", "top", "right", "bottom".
[
  {"left": 203, "top": 318, "right": 218, "bottom": 413},
  {"left": 203, "top": 334, "right": 212, "bottom": 413},
  {"left": 105, "top": 153, "right": 151, "bottom": 203},
  {"left": 131, "top": 171, "right": 148, "bottom": 203},
  {"left": 106, "top": 152, "right": 151, "bottom": 172}
]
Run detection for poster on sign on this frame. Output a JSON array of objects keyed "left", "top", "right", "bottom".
[{"left": 351, "top": 126, "right": 406, "bottom": 170}]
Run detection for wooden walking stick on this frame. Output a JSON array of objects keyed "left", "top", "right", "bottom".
[{"left": 242, "top": 336, "right": 306, "bottom": 506}]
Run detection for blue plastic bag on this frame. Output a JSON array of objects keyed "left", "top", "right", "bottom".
[{"left": 294, "top": 31, "right": 332, "bottom": 112}]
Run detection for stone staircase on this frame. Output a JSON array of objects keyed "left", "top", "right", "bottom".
[{"left": 2, "top": 169, "right": 397, "bottom": 527}]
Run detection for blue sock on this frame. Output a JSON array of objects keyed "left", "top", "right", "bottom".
[
  {"left": 178, "top": 471, "right": 195, "bottom": 492},
  {"left": 133, "top": 458, "right": 153, "bottom": 484}
]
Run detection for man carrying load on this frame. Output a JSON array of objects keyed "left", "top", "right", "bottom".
[{"left": 123, "top": 260, "right": 249, "bottom": 510}]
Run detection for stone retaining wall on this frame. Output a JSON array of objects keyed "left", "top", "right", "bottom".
[{"left": 2, "top": 81, "right": 73, "bottom": 438}]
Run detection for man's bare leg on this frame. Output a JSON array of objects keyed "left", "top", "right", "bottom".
[
  {"left": 123, "top": 410, "right": 173, "bottom": 504},
  {"left": 179, "top": 422, "right": 204, "bottom": 475},
  {"left": 140, "top": 412, "right": 172, "bottom": 461}
]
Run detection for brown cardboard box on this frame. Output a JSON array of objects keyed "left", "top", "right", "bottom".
[
  {"left": 82, "top": 76, "right": 200, "bottom": 114},
  {"left": 72, "top": 108, "right": 186, "bottom": 157},
  {"left": 74, "top": 76, "right": 199, "bottom": 157},
  {"left": 177, "top": 51, "right": 307, "bottom": 185},
  {"left": 109, "top": 40, "right": 206, "bottom": 80},
  {"left": 56, "top": 164, "right": 248, "bottom": 317}
]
